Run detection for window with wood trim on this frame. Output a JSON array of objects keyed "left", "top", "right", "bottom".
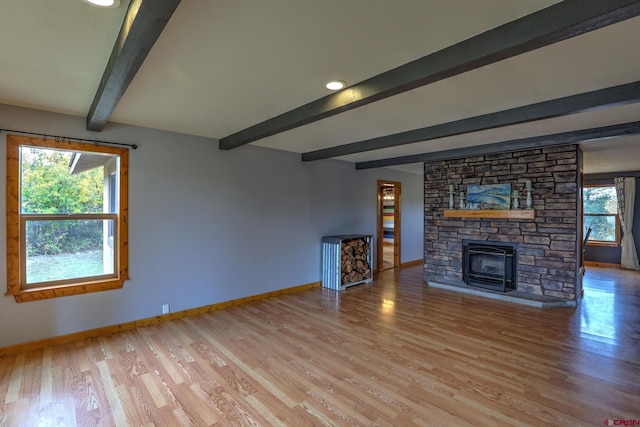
[
  {"left": 583, "top": 184, "right": 621, "bottom": 247},
  {"left": 6, "top": 135, "right": 129, "bottom": 302}
]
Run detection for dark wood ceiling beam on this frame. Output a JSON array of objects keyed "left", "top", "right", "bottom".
[
  {"left": 86, "top": 0, "right": 182, "bottom": 132},
  {"left": 354, "top": 121, "right": 640, "bottom": 169},
  {"left": 220, "top": 0, "right": 640, "bottom": 150},
  {"left": 303, "top": 81, "right": 640, "bottom": 161}
]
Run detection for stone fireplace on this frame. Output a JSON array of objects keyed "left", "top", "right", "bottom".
[{"left": 423, "top": 145, "right": 582, "bottom": 302}]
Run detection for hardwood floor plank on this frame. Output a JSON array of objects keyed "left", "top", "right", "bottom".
[
  {"left": 140, "top": 372, "right": 168, "bottom": 408},
  {"left": 244, "top": 394, "right": 288, "bottom": 426},
  {"left": 171, "top": 406, "right": 200, "bottom": 427},
  {"left": 1, "top": 266, "right": 639, "bottom": 426},
  {"left": 95, "top": 360, "right": 129, "bottom": 426},
  {"left": 5, "top": 353, "right": 25, "bottom": 403},
  {"left": 167, "top": 382, "right": 219, "bottom": 426}
]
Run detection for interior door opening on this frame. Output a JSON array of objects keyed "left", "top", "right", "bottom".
[{"left": 377, "top": 180, "right": 401, "bottom": 272}]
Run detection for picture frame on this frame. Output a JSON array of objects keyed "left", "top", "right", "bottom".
[{"left": 466, "top": 183, "right": 511, "bottom": 210}]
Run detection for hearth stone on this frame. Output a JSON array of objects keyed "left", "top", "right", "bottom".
[{"left": 424, "top": 278, "right": 576, "bottom": 308}]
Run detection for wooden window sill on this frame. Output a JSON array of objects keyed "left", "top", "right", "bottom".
[
  {"left": 586, "top": 241, "right": 620, "bottom": 248},
  {"left": 6, "top": 279, "right": 125, "bottom": 303}
]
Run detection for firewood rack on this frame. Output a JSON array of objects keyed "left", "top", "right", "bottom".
[{"left": 322, "top": 234, "right": 373, "bottom": 291}]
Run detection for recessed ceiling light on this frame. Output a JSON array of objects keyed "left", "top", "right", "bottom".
[
  {"left": 82, "top": 0, "right": 121, "bottom": 8},
  {"left": 325, "top": 80, "right": 346, "bottom": 91}
]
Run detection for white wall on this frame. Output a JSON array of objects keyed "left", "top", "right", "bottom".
[{"left": 0, "top": 104, "right": 423, "bottom": 348}]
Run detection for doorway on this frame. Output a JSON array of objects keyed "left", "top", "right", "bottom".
[{"left": 377, "top": 180, "right": 401, "bottom": 272}]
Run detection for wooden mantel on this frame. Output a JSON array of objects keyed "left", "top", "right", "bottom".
[{"left": 444, "top": 209, "right": 536, "bottom": 219}]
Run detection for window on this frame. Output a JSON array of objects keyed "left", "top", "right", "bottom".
[
  {"left": 583, "top": 185, "right": 620, "bottom": 247},
  {"left": 6, "top": 135, "right": 129, "bottom": 302}
]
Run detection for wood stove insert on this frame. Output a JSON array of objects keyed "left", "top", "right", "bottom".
[{"left": 463, "top": 239, "right": 519, "bottom": 292}]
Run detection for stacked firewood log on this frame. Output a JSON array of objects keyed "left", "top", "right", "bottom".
[{"left": 341, "top": 238, "right": 371, "bottom": 284}]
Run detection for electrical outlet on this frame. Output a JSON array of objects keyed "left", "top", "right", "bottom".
[{"left": 162, "top": 304, "right": 170, "bottom": 314}]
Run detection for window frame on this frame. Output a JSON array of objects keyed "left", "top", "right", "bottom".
[
  {"left": 6, "top": 135, "right": 129, "bottom": 302},
  {"left": 583, "top": 184, "right": 621, "bottom": 248}
]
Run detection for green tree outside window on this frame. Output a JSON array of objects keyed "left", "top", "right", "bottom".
[{"left": 583, "top": 186, "right": 620, "bottom": 244}]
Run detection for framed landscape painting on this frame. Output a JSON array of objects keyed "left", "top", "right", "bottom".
[{"left": 467, "top": 184, "right": 511, "bottom": 210}]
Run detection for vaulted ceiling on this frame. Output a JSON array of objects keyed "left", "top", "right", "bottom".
[{"left": 2, "top": 0, "right": 640, "bottom": 175}]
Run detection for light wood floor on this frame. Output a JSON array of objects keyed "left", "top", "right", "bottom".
[
  {"left": 382, "top": 243, "right": 394, "bottom": 270},
  {"left": 1, "top": 266, "right": 639, "bottom": 426}
]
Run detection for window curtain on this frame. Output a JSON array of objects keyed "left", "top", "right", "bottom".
[{"left": 614, "top": 177, "right": 640, "bottom": 270}]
